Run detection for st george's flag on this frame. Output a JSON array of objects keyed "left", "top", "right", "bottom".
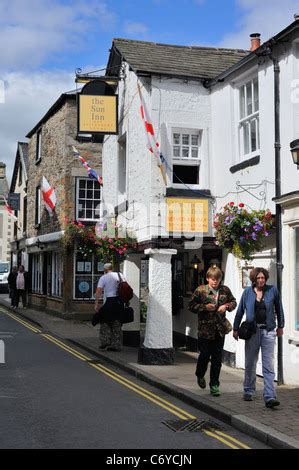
[
  {"left": 137, "top": 83, "right": 167, "bottom": 185},
  {"left": 2, "top": 195, "right": 18, "bottom": 221},
  {"left": 72, "top": 146, "right": 103, "bottom": 186},
  {"left": 41, "top": 176, "right": 57, "bottom": 215}
]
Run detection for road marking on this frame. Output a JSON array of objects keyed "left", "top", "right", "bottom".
[{"left": 1, "top": 307, "right": 251, "bottom": 449}]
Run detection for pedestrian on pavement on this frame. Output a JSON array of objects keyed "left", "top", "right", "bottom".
[
  {"left": 94, "top": 263, "right": 125, "bottom": 352},
  {"left": 233, "top": 267, "right": 285, "bottom": 409},
  {"left": 8, "top": 266, "right": 18, "bottom": 308},
  {"left": 16, "top": 265, "right": 29, "bottom": 309},
  {"left": 189, "top": 266, "right": 237, "bottom": 397}
]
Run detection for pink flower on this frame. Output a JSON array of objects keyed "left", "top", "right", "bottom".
[
  {"left": 239, "top": 203, "right": 245, "bottom": 208},
  {"left": 229, "top": 202, "right": 235, "bottom": 206}
]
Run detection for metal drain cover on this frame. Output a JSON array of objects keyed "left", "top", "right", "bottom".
[{"left": 162, "top": 418, "right": 222, "bottom": 433}]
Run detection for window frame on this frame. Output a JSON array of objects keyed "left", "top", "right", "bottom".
[
  {"left": 35, "top": 128, "right": 42, "bottom": 164},
  {"left": 238, "top": 77, "right": 260, "bottom": 159},
  {"left": 75, "top": 177, "right": 102, "bottom": 222},
  {"left": 32, "top": 253, "right": 43, "bottom": 294},
  {"left": 170, "top": 127, "right": 202, "bottom": 188},
  {"left": 35, "top": 186, "right": 41, "bottom": 226}
]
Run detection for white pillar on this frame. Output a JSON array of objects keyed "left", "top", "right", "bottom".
[
  {"left": 122, "top": 254, "right": 141, "bottom": 347},
  {"left": 138, "top": 248, "right": 177, "bottom": 364}
]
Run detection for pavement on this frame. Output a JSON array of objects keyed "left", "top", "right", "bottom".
[{"left": 1, "top": 296, "right": 299, "bottom": 450}]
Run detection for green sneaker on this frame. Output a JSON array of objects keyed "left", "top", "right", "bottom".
[
  {"left": 197, "top": 376, "right": 206, "bottom": 389},
  {"left": 210, "top": 385, "right": 221, "bottom": 396}
]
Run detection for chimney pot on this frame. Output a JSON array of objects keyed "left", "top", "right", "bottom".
[
  {"left": 294, "top": 14, "right": 299, "bottom": 20},
  {"left": 250, "top": 33, "right": 261, "bottom": 52}
]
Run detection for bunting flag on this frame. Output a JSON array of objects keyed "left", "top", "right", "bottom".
[
  {"left": 41, "top": 176, "right": 57, "bottom": 215},
  {"left": 2, "top": 195, "right": 18, "bottom": 222},
  {"left": 72, "top": 146, "right": 103, "bottom": 186},
  {"left": 137, "top": 83, "right": 167, "bottom": 185}
]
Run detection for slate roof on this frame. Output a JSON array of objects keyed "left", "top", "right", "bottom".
[
  {"left": 107, "top": 39, "right": 249, "bottom": 80},
  {"left": 10, "top": 142, "right": 29, "bottom": 192}
]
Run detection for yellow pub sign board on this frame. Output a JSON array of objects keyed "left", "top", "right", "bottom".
[
  {"left": 78, "top": 95, "right": 118, "bottom": 134},
  {"left": 166, "top": 198, "right": 210, "bottom": 234}
]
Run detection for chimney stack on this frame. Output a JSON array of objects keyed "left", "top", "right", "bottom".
[
  {"left": 294, "top": 14, "right": 299, "bottom": 21},
  {"left": 250, "top": 33, "right": 261, "bottom": 52}
]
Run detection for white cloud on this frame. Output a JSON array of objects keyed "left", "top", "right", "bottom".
[
  {"left": 123, "top": 21, "right": 149, "bottom": 36},
  {"left": 0, "top": 70, "right": 76, "bottom": 183},
  {"left": 0, "top": 0, "right": 117, "bottom": 72},
  {"left": 220, "top": 0, "right": 299, "bottom": 49}
]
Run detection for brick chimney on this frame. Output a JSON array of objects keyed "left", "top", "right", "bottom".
[{"left": 250, "top": 33, "right": 261, "bottom": 52}]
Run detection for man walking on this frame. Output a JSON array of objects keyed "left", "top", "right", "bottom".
[
  {"left": 94, "top": 263, "right": 125, "bottom": 351},
  {"left": 16, "top": 265, "right": 29, "bottom": 309}
]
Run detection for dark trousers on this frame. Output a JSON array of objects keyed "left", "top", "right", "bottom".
[
  {"left": 195, "top": 333, "right": 225, "bottom": 387},
  {"left": 9, "top": 288, "right": 17, "bottom": 307},
  {"left": 16, "top": 289, "right": 27, "bottom": 308}
]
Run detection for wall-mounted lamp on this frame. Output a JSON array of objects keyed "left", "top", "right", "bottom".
[
  {"left": 191, "top": 254, "right": 201, "bottom": 270},
  {"left": 290, "top": 139, "right": 299, "bottom": 165}
]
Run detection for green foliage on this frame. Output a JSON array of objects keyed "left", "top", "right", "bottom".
[{"left": 213, "top": 202, "right": 273, "bottom": 260}]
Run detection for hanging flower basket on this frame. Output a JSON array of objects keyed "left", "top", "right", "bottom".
[
  {"left": 63, "top": 219, "right": 137, "bottom": 266},
  {"left": 213, "top": 202, "right": 273, "bottom": 260}
]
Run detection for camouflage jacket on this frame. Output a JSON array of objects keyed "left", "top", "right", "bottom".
[{"left": 188, "top": 284, "right": 237, "bottom": 340}]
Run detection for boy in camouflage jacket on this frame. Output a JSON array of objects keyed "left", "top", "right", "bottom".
[{"left": 189, "top": 267, "right": 237, "bottom": 396}]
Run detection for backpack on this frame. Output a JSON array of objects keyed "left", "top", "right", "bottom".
[{"left": 117, "top": 272, "right": 134, "bottom": 304}]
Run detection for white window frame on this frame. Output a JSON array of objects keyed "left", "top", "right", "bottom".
[
  {"left": 51, "top": 251, "right": 63, "bottom": 298},
  {"left": 238, "top": 77, "right": 260, "bottom": 159},
  {"left": 32, "top": 253, "right": 43, "bottom": 294},
  {"left": 171, "top": 127, "right": 202, "bottom": 188},
  {"left": 76, "top": 177, "right": 101, "bottom": 222},
  {"left": 35, "top": 186, "right": 41, "bottom": 226}
]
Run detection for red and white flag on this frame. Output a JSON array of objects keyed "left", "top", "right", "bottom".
[
  {"left": 41, "top": 176, "right": 56, "bottom": 215},
  {"left": 2, "top": 196, "right": 18, "bottom": 221},
  {"left": 137, "top": 84, "right": 167, "bottom": 185}
]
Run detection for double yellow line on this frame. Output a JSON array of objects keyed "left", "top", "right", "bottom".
[{"left": 1, "top": 308, "right": 250, "bottom": 449}]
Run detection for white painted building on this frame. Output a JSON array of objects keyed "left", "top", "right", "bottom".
[
  {"left": 0, "top": 163, "right": 14, "bottom": 264},
  {"left": 102, "top": 39, "right": 248, "bottom": 363},
  {"left": 9, "top": 142, "right": 29, "bottom": 270},
  {"left": 207, "top": 18, "right": 299, "bottom": 384}
]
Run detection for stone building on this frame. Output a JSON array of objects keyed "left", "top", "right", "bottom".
[
  {"left": 25, "top": 92, "right": 102, "bottom": 317},
  {"left": 0, "top": 162, "right": 14, "bottom": 262}
]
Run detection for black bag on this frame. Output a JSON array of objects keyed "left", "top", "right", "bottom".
[
  {"left": 238, "top": 321, "right": 256, "bottom": 340},
  {"left": 121, "top": 306, "right": 134, "bottom": 324},
  {"left": 91, "top": 309, "right": 104, "bottom": 326}
]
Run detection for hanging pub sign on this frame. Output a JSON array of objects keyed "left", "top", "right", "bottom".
[
  {"left": 77, "top": 79, "right": 118, "bottom": 135},
  {"left": 8, "top": 193, "right": 20, "bottom": 211}
]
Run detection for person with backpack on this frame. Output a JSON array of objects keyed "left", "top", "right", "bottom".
[{"left": 94, "top": 263, "right": 126, "bottom": 351}]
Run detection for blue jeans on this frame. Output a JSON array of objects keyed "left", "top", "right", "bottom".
[{"left": 244, "top": 328, "right": 276, "bottom": 402}]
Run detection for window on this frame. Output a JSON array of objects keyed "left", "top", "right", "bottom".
[
  {"left": 47, "top": 252, "right": 63, "bottom": 298},
  {"left": 239, "top": 78, "right": 260, "bottom": 157},
  {"left": 35, "top": 186, "right": 41, "bottom": 225},
  {"left": 32, "top": 253, "right": 43, "bottom": 294},
  {"left": 76, "top": 177, "right": 101, "bottom": 221},
  {"left": 18, "top": 162, "right": 22, "bottom": 186},
  {"left": 295, "top": 229, "right": 299, "bottom": 331},
  {"left": 74, "top": 252, "right": 104, "bottom": 300},
  {"left": 36, "top": 129, "right": 42, "bottom": 163},
  {"left": 171, "top": 129, "right": 201, "bottom": 185},
  {"left": 23, "top": 197, "right": 27, "bottom": 234}
]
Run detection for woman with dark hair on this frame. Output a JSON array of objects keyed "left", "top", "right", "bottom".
[{"left": 233, "top": 267, "right": 285, "bottom": 408}]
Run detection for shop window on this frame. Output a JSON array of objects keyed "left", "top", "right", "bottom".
[{"left": 74, "top": 251, "right": 104, "bottom": 300}]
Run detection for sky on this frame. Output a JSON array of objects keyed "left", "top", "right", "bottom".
[{"left": 0, "top": 0, "right": 299, "bottom": 184}]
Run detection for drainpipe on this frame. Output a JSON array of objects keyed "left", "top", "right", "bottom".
[{"left": 273, "top": 55, "right": 284, "bottom": 385}]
